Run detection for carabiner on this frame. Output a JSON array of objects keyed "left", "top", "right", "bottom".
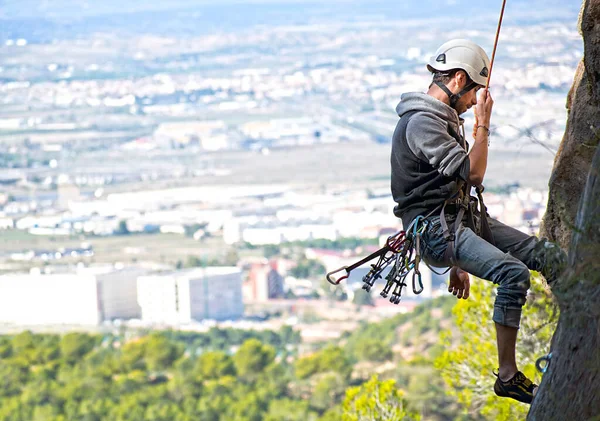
[
  {"left": 326, "top": 266, "right": 349, "bottom": 285},
  {"left": 386, "top": 231, "right": 405, "bottom": 252},
  {"left": 412, "top": 270, "right": 423, "bottom": 295},
  {"left": 536, "top": 352, "right": 552, "bottom": 374}
]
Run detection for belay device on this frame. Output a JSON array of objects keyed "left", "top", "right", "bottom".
[{"left": 326, "top": 216, "right": 431, "bottom": 305}]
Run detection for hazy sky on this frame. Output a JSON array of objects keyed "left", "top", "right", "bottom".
[{"left": 0, "top": 0, "right": 579, "bottom": 20}]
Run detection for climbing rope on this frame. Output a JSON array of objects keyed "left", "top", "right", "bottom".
[
  {"left": 475, "top": 0, "right": 508, "bottom": 141},
  {"left": 486, "top": 0, "right": 508, "bottom": 90}
]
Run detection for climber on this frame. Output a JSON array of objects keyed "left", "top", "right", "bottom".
[{"left": 390, "top": 39, "right": 567, "bottom": 404}]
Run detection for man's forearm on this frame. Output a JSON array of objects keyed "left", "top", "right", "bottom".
[{"left": 468, "top": 127, "right": 489, "bottom": 185}]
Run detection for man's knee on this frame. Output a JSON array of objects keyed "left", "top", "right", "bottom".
[{"left": 513, "top": 269, "right": 531, "bottom": 305}]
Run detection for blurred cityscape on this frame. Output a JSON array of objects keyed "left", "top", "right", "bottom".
[{"left": 0, "top": 0, "right": 582, "bottom": 342}]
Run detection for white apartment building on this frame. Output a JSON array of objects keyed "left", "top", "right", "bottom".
[
  {"left": 224, "top": 216, "right": 338, "bottom": 246},
  {"left": 242, "top": 222, "right": 337, "bottom": 245},
  {"left": 332, "top": 210, "right": 400, "bottom": 238},
  {"left": 0, "top": 266, "right": 144, "bottom": 326},
  {"left": 137, "top": 267, "right": 243, "bottom": 324},
  {"left": 0, "top": 216, "right": 14, "bottom": 229}
]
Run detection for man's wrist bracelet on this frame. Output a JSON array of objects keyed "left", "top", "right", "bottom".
[
  {"left": 476, "top": 124, "right": 490, "bottom": 146},
  {"left": 476, "top": 125, "right": 490, "bottom": 135}
]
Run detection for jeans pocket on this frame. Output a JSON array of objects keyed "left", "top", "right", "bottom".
[{"left": 421, "top": 221, "right": 448, "bottom": 267}]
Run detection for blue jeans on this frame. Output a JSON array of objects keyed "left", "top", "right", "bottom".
[{"left": 421, "top": 215, "right": 566, "bottom": 329}]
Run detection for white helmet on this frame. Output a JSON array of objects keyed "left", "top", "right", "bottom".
[{"left": 427, "top": 39, "right": 491, "bottom": 86}]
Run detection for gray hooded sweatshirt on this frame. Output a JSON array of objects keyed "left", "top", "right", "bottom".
[{"left": 391, "top": 92, "right": 470, "bottom": 227}]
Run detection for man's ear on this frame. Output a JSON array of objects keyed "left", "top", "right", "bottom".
[{"left": 455, "top": 70, "right": 468, "bottom": 88}]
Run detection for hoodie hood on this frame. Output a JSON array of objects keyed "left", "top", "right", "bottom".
[{"left": 395, "top": 92, "right": 462, "bottom": 130}]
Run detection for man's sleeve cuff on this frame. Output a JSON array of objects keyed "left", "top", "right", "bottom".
[{"left": 457, "top": 157, "right": 470, "bottom": 181}]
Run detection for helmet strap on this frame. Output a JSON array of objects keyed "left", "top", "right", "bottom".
[{"left": 435, "top": 80, "right": 478, "bottom": 109}]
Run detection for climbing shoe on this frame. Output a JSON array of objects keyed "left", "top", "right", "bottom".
[{"left": 493, "top": 371, "right": 537, "bottom": 404}]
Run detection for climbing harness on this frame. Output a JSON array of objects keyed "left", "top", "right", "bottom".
[
  {"left": 325, "top": 181, "right": 493, "bottom": 305},
  {"left": 440, "top": 183, "right": 495, "bottom": 266}
]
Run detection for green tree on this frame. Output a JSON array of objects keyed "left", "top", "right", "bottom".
[
  {"left": 204, "top": 327, "right": 229, "bottom": 350},
  {"left": 256, "top": 363, "right": 290, "bottom": 401},
  {"left": 294, "top": 354, "right": 320, "bottom": 380},
  {"left": 0, "top": 328, "right": 318, "bottom": 421},
  {"left": 144, "top": 334, "right": 184, "bottom": 372},
  {"left": 194, "top": 351, "right": 235, "bottom": 380},
  {"left": 35, "top": 335, "right": 60, "bottom": 363},
  {"left": 60, "top": 332, "right": 97, "bottom": 364},
  {"left": 318, "top": 407, "right": 343, "bottom": 421},
  {"left": 318, "top": 345, "right": 352, "bottom": 380},
  {"left": 12, "top": 331, "right": 36, "bottom": 354},
  {"left": 0, "top": 360, "right": 29, "bottom": 397},
  {"left": 144, "top": 401, "right": 184, "bottom": 421},
  {"left": 120, "top": 340, "right": 147, "bottom": 371},
  {"left": 32, "top": 404, "right": 63, "bottom": 421},
  {"left": 291, "top": 259, "right": 326, "bottom": 279},
  {"left": 311, "top": 373, "right": 347, "bottom": 412},
  {"left": 20, "top": 376, "right": 56, "bottom": 408},
  {"left": 295, "top": 346, "right": 352, "bottom": 380},
  {"left": 233, "top": 339, "right": 276, "bottom": 382},
  {"left": 354, "top": 338, "right": 393, "bottom": 362},
  {"left": 116, "top": 220, "right": 130, "bottom": 235},
  {"left": 185, "top": 256, "right": 204, "bottom": 268},
  {"left": 342, "top": 376, "right": 420, "bottom": 421},
  {"left": 279, "top": 326, "right": 301, "bottom": 346},
  {"left": 197, "top": 376, "right": 237, "bottom": 421},
  {"left": 226, "top": 392, "right": 266, "bottom": 421},
  {"left": 0, "top": 337, "right": 12, "bottom": 358},
  {"left": 264, "top": 399, "right": 316, "bottom": 421},
  {"left": 113, "top": 369, "right": 148, "bottom": 396},
  {"left": 319, "top": 405, "right": 342, "bottom": 421},
  {"left": 109, "top": 392, "right": 150, "bottom": 421}
]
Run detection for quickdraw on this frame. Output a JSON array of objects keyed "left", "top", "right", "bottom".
[
  {"left": 326, "top": 215, "right": 431, "bottom": 305},
  {"left": 325, "top": 230, "right": 406, "bottom": 286}
]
